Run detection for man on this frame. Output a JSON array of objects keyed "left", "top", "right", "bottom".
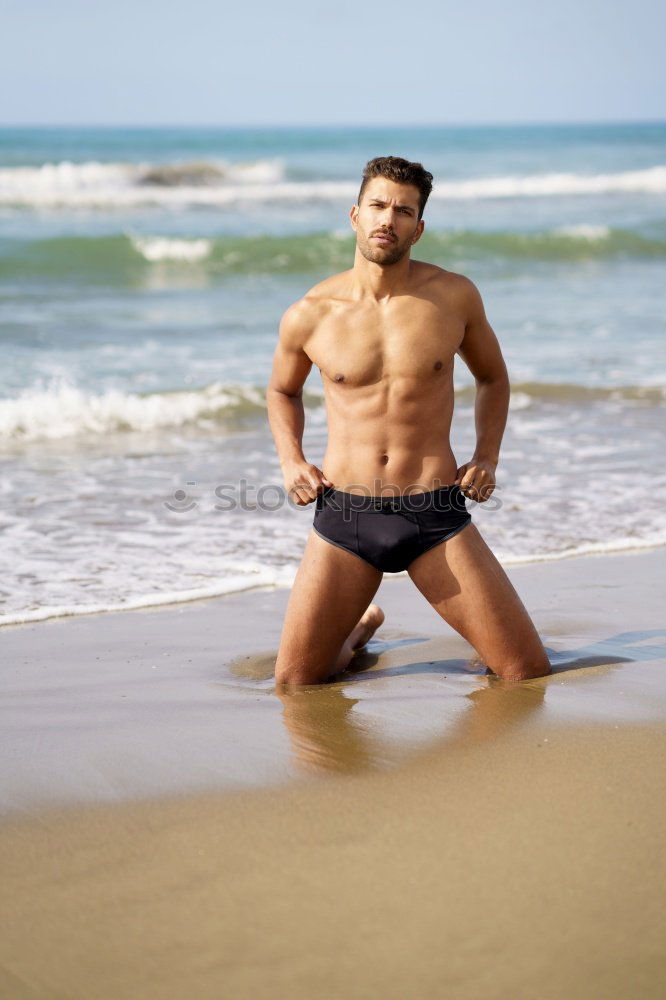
[{"left": 267, "top": 156, "right": 551, "bottom": 688}]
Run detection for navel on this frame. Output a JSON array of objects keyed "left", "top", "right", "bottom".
[
  {"left": 434, "top": 360, "right": 443, "bottom": 371},
  {"left": 380, "top": 454, "right": 389, "bottom": 465}
]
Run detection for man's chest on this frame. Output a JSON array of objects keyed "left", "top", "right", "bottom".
[{"left": 307, "top": 298, "right": 465, "bottom": 387}]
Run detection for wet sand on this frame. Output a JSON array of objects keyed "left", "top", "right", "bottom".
[{"left": 1, "top": 548, "right": 665, "bottom": 997}]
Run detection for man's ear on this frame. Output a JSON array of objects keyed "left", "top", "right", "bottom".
[
  {"left": 411, "top": 219, "right": 425, "bottom": 245},
  {"left": 349, "top": 204, "right": 359, "bottom": 231}
]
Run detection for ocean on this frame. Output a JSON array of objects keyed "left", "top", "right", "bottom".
[{"left": 1, "top": 122, "right": 664, "bottom": 626}]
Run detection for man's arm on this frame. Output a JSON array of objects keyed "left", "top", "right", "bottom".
[
  {"left": 454, "top": 277, "right": 510, "bottom": 501},
  {"left": 266, "top": 299, "right": 332, "bottom": 505},
  {"left": 267, "top": 300, "right": 313, "bottom": 466}
]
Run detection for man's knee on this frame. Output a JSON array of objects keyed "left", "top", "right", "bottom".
[
  {"left": 275, "top": 668, "right": 308, "bottom": 688},
  {"left": 274, "top": 661, "right": 330, "bottom": 688},
  {"left": 498, "top": 652, "right": 552, "bottom": 682}
]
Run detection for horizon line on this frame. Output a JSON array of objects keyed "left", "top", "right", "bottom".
[{"left": 1, "top": 117, "right": 665, "bottom": 130}]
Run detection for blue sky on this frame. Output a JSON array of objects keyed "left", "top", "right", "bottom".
[{"left": 1, "top": 0, "right": 664, "bottom": 125}]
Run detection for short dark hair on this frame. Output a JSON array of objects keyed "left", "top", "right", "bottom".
[{"left": 358, "top": 156, "right": 434, "bottom": 220}]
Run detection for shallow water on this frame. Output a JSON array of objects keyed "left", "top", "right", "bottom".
[{"left": 1, "top": 123, "right": 665, "bottom": 623}]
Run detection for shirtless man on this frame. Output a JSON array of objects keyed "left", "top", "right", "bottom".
[{"left": 267, "top": 156, "right": 551, "bottom": 688}]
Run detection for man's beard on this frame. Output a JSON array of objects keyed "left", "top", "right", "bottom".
[{"left": 357, "top": 230, "right": 410, "bottom": 266}]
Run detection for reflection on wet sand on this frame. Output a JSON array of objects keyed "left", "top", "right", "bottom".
[
  {"left": 267, "top": 627, "right": 652, "bottom": 777},
  {"left": 226, "top": 625, "right": 662, "bottom": 781},
  {"left": 274, "top": 659, "right": 547, "bottom": 777}
]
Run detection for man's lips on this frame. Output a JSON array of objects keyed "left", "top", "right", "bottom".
[{"left": 372, "top": 234, "right": 395, "bottom": 243}]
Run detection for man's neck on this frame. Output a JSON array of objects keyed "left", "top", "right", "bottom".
[{"left": 350, "top": 251, "right": 414, "bottom": 302}]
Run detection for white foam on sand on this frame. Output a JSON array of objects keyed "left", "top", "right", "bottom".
[{"left": 0, "top": 563, "right": 297, "bottom": 628}]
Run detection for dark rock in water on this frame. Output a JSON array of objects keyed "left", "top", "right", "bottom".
[{"left": 139, "top": 162, "right": 226, "bottom": 187}]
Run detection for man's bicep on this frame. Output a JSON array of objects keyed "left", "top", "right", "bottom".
[
  {"left": 456, "top": 279, "right": 508, "bottom": 383},
  {"left": 268, "top": 304, "right": 314, "bottom": 396},
  {"left": 269, "top": 339, "right": 313, "bottom": 396}
]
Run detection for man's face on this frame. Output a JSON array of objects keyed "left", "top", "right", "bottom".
[{"left": 351, "top": 176, "right": 425, "bottom": 266}]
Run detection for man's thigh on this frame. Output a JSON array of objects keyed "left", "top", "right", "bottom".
[
  {"left": 407, "top": 522, "right": 550, "bottom": 679},
  {"left": 275, "top": 529, "right": 383, "bottom": 685}
]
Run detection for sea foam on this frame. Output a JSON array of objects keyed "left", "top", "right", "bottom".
[
  {"left": 1, "top": 161, "right": 664, "bottom": 208},
  {"left": 130, "top": 235, "right": 213, "bottom": 262}
]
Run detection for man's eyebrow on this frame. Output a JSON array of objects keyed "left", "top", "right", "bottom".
[{"left": 368, "top": 198, "right": 416, "bottom": 212}]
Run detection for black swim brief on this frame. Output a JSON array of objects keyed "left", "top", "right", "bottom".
[{"left": 312, "top": 484, "right": 472, "bottom": 573}]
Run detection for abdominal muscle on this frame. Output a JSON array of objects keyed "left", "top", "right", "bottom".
[
  {"left": 322, "top": 374, "right": 458, "bottom": 496},
  {"left": 319, "top": 395, "right": 459, "bottom": 497},
  {"left": 321, "top": 451, "right": 459, "bottom": 497}
]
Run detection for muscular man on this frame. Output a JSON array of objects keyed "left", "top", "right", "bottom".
[{"left": 267, "top": 156, "right": 551, "bottom": 688}]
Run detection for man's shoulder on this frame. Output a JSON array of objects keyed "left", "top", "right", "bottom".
[
  {"left": 278, "top": 272, "right": 349, "bottom": 347},
  {"left": 414, "top": 260, "right": 476, "bottom": 296},
  {"left": 302, "top": 269, "right": 353, "bottom": 304},
  {"left": 279, "top": 272, "right": 351, "bottom": 337},
  {"left": 415, "top": 263, "right": 483, "bottom": 322}
]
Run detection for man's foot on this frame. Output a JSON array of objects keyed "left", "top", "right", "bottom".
[
  {"left": 351, "top": 603, "right": 385, "bottom": 650},
  {"left": 333, "top": 603, "right": 385, "bottom": 675}
]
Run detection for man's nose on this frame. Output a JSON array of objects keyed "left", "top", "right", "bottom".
[{"left": 377, "top": 207, "right": 397, "bottom": 225}]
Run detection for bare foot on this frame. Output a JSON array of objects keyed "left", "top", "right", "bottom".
[
  {"left": 351, "top": 603, "right": 385, "bottom": 649},
  {"left": 333, "top": 603, "right": 385, "bottom": 675}
]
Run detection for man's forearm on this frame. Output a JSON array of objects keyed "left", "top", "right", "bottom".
[
  {"left": 266, "top": 387, "right": 306, "bottom": 465},
  {"left": 471, "top": 375, "right": 511, "bottom": 464}
]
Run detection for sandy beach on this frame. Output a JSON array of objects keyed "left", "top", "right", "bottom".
[{"left": 1, "top": 547, "right": 665, "bottom": 997}]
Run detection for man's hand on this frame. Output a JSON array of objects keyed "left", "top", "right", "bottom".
[
  {"left": 454, "top": 458, "right": 497, "bottom": 503},
  {"left": 281, "top": 459, "right": 333, "bottom": 506}
]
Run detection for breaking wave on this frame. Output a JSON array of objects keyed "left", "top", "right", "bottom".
[
  {"left": 2, "top": 224, "right": 666, "bottom": 283},
  {"left": 0, "top": 379, "right": 662, "bottom": 444},
  {"left": 0, "top": 160, "right": 665, "bottom": 208}
]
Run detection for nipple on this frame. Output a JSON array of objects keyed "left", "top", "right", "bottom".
[
  {"left": 434, "top": 360, "right": 443, "bottom": 371},
  {"left": 334, "top": 373, "right": 345, "bottom": 383}
]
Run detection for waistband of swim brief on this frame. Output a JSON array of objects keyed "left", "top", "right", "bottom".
[{"left": 319, "top": 484, "right": 468, "bottom": 513}]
